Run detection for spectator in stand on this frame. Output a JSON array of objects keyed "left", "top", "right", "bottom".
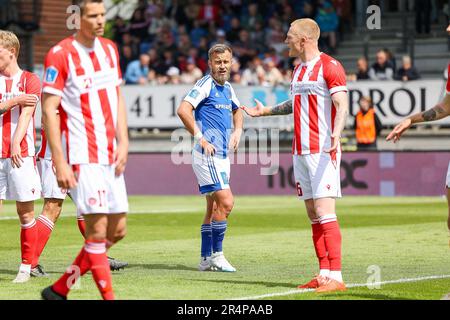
[
  {"left": 198, "top": 0, "right": 221, "bottom": 26},
  {"left": 121, "top": 33, "right": 140, "bottom": 60},
  {"left": 129, "top": 6, "right": 150, "bottom": 41},
  {"left": 383, "top": 48, "right": 397, "bottom": 72},
  {"left": 178, "top": 32, "right": 193, "bottom": 57},
  {"left": 347, "top": 56, "right": 370, "bottom": 81},
  {"left": 211, "top": 29, "right": 231, "bottom": 46},
  {"left": 184, "top": 0, "right": 201, "bottom": 30},
  {"left": 315, "top": 0, "right": 339, "bottom": 54},
  {"left": 125, "top": 53, "right": 151, "bottom": 85},
  {"left": 230, "top": 57, "right": 242, "bottom": 84},
  {"left": 395, "top": 55, "right": 421, "bottom": 81},
  {"left": 234, "top": 29, "right": 259, "bottom": 67},
  {"left": 112, "top": 16, "right": 128, "bottom": 45},
  {"left": 119, "top": 45, "right": 134, "bottom": 75},
  {"left": 188, "top": 47, "right": 208, "bottom": 73},
  {"left": 262, "top": 58, "right": 285, "bottom": 87},
  {"left": 166, "top": 66, "right": 181, "bottom": 84},
  {"left": 190, "top": 20, "right": 208, "bottom": 47},
  {"left": 241, "top": 2, "right": 264, "bottom": 31},
  {"left": 332, "top": 0, "right": 353, "bottom": 34},
  {"left": 148, "top": 4, "right": 176, "bottom": 41},
  {"left": 241, "top": 56, "right": 265, "bottom": 86},
  {"left": 301, "top": 1, "right": 317, "bottom": 19},
  {"left": 353, "top": 96, "right": 383, "bottom": 151},
  {"left": 227, "top": 17, "right": 243, "bottom": 44},
  {"left": 265, "top": 18, "right": 286, "bottom": 54},
  {"left": 180, "top": 58, "right": 204, "bottom": 84},
  {"left": 166, "top": 0, "right": 189, "bottom": 27},
  {"left": 369, "top": 50, "right": 394, "bottom": 81}
]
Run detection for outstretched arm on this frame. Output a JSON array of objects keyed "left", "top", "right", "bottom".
[
  {"left": 241, "top": 99, "right": 292, "bottom": 117},
  {"left": 386, "top": 94, "right": 450, "bottom": 142}
]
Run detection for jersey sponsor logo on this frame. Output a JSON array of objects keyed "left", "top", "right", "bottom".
[
  {"left": 215, "top": 104, "right": 231, "bottom": 110},
  {"left": 188, "top": 89, "right": 200, "bottom": 99},
  {"left": 45, "top": 66, "right": 59, "bottom": 84}
]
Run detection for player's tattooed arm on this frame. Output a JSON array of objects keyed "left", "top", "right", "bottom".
[
  {"left": 410, "top": 95, "right": 450, "bottom": 124},
  {"left": 268, "top": 100, "right": 293, "bottom": 116}
]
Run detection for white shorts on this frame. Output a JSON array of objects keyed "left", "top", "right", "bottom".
[
  {"left": 0, "top": 157, "right": 41, "bottom": 202},
  {"left": 293, "top": 152, "right": 342, "bottom": 200},
  {"left": 446, "top": 161, "right": 450, "bottom": 188},
  {"left": 70, "top": 164, "right": 129, "bottom": 215},
  {"left": 39, "top": 158, "right": 68, "bottom": 200},
  {"left": 192, "top": 149, "right": 230, "bottom": 194}
]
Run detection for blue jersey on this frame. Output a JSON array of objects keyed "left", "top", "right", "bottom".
[{"left": 184, "top": 75, "right": 240, "bottom": 158}]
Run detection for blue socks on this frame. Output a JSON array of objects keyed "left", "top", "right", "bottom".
[
  {"left": 201, "top": 224, "right": 212, "bottom": 257},
  {"left": 211, "top": 220, "right": 227, "bottom": 253}
]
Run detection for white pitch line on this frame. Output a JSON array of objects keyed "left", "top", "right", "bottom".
[
  {"left": 0, "top": 208, "right": 196, "bottom": 221},
  {"left": 232, "top": 274, "right": 450, "bottom": 300}
]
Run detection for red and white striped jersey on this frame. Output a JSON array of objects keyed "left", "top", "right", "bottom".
[
  {"left": 291, "top": 53, "right": 347, "bottom": 155},
  {"left": 42, "top": 36, "right": 122, "bottom": 165},
  {"left": 0, "top": 70, "right": 40, "bottom": 158}
]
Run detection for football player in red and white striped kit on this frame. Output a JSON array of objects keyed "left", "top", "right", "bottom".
[
  {"left": 242, "top": 19, "right": 349, "bottom": 293},
  {"left": 31, "top": 123, "right": 128, "bottom": 277},
  {"left": 0, "top": 30, "right": 42, "bottom": 283},
  {"left": 40, "top": 0, "right": 129, "bottom": 300}
]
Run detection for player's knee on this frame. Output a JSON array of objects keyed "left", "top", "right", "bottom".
[{"left": 220, "top": 199, "right": 234, "bottom": 216}]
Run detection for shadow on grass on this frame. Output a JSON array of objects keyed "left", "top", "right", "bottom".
[
  {"left": 0, "top": 269, "right": 20, "bottom": 276},
  {"left": 187, "top": 278, "right": 297, "bottom": 288},
  {"left": 127, "top": 263, "right": 198, "bottom": 271}
]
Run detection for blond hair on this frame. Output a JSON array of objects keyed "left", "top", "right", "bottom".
[
  {"left": 290, "top": 18, "right": 320, "bottom": 41},
  {"left": 0, "top": 30, "right": 20, "bottom": 58}
]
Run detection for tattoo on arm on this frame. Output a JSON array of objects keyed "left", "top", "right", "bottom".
[
  {"left": 422, "top": 106, "right": 445, "bottom": 122},
  {"left": 270, "top": 100, "right": 293, "bottom": 115}
]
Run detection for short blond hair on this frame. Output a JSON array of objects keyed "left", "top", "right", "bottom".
[
  {"left": 290, "top": 18, "right": 320, "bottom": 41},
  {"left": 0, "top": 30, "right": 20, "bottom": 58}
]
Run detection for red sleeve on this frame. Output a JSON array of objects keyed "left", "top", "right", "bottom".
[
  {"left": 42, "top": 46, "right": 69, "bottom": 96},
  {"left": 25, "top": 72, "right": 42, "bottom": 98},
  {"left": 322, "top": 58, "right": 348, "bottom": 96},
  {"left": 446, "top": 64, "right": 450, "bottom": 94}
]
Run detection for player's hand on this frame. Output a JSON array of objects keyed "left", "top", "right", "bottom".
[
  {"left": 10, "top": 142, "right": 23, "bottom": 168},
  {"left": 55, "top": 161, "right": 77, "bottom": 189},
  {"left": 200, "top": 138, "right": 216, "bottom": 156},
  {"left": 228, "top": 129, "right": 242, "bottom": 152},
  {"left": 240, "top": 99, "right": 266, "bottom": 117},
  {"left": 15, "top": 94, "right": 38, "bottom": 108},
  {"left": 386, "top": 118, "right": 412, "bottom": 143},
  {"left": 324, "top": 134, "right": 340, "bottom": 153},
  {"left": 114, "top": 143, "right": 128, "bottom": 176}
]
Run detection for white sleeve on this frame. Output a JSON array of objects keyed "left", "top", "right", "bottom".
[
  {"left": 183, "top": 83, "right": 209, "bottom": 109},
  {"left": 230, "top": 85, "right": 240, "bottom": 110}
]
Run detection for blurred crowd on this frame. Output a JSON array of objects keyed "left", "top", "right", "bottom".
[{"left": 115, "top": 0, "right": 351, "bottom": 85}]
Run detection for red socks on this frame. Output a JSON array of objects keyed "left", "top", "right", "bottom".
[
  {"left": 52, "top": 240, "right": 114, "bottom": 300},
  {"left": 20, "top": 219, "right": 38, "bottom": 267},
  {"left": 319, "top": 214, "right": 342, "bottom": 271},
  {"left": 311, "top": 220, "right": 330, "bottom": 271},
  {"left": 32, "top": 215, "right": 54, "bottom": 267},
  {"left": 85, "top": 241, "right": 114, "bottom": 300}
]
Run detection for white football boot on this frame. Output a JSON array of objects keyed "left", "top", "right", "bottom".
[
  {"left": 198, "top": 256, "right": 215, "bottom": 271},
  {"left": 210, "top": 252, "right": 236, "bottom": 272},
  {"left": 12, "top": 270, "right": 31, "bottom": 283}
]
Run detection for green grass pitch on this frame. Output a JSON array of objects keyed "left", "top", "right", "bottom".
[{"left": 0, "top": 195, "right": 449, "bottom": 300}]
